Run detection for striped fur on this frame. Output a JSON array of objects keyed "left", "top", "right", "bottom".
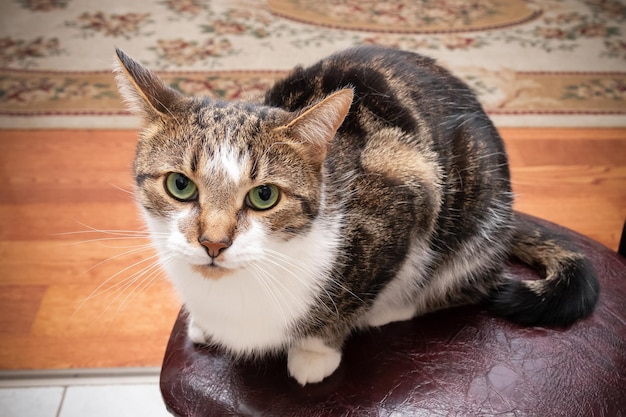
[{"left": 114, "top": 46, "right": 599, "bottom": 385}]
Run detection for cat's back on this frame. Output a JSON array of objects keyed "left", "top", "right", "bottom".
[{"left": 264, "top": 45, "right": 480, "bottom": 135}]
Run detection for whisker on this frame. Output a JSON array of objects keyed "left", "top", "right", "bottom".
[
  {"left": 108, "top": 183, "right": 134, "bottom": 195},
  {"left": 91, "top": 255, "right": 171, "bottom": 327},
  {"left": 61, "top": 238, "right": 155, "bottom": 249},
  {"left": 86, "top": 244, "right": 156, "bottom": 272},
  {"left": 249, "top": 263, "right": 291, "bottom": 327},
  {"left": 260, "top": 250, "right": 341, "bottom": 318},
  {"left": 61, "top": 219, "right": 174, "bottom": 330},
  {"left": 112, "top": 256, "right": 171, "bottom": 319},
  {"left": 264, "top": 247, "right": 364, "bottom": 306},
  {"left": 60, "top": 219, "right": 169, "bottom": 237},
  {"left": 56, "top": 228, "right": 165, "bottom": 238},
  {"left": 76, "top": 252, "right": 162, "bottom": 309}
]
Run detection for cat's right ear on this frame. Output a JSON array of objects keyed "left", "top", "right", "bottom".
[{"left": 113, "top": 48, "right": 183, "bottom": 120}]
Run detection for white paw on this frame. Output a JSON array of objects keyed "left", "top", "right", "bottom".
[
  {"left": 187, "top": 319, "right": 209, "bottom": 344},
  {"left": 287, "top": 338, "right": 342, "bottom": 386}
]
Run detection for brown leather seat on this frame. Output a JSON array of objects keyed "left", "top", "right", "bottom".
[{"left": 160, "top": 213, "right": 626, "bottom": 416}]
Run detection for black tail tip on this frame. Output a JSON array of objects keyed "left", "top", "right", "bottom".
[{"left": 487, "top": 256, "right": 599, "bottom": 327}]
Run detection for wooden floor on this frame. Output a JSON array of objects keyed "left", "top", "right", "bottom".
[{"left": 0, "top": 128, "right": 624, "bottom": 370}]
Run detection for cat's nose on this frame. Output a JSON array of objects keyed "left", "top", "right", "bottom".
[{"left": 199, "top": 237, "right": 232, "bottom": 258}]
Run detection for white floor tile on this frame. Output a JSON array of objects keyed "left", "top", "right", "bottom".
[
  {"left": 0, "top": 387, "right": 65, "bottom": 417},
  {"left": 59, "top": 384, "right": 171, "bottom": 417}
]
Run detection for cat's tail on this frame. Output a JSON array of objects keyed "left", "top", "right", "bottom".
[{"left": 487, "top": 213, "right": 600, "bottom": 327}]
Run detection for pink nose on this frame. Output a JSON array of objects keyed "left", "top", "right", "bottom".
[{"left": 199, "top": 238, "right": 231, "bottom": 258}]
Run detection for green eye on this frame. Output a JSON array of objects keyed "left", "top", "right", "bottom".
[
  {"left": 246, "top": 184, "right": 280, "bottom": 211},
  {"left": 165, "top": 173, "right": 198, "bottom": 201}
]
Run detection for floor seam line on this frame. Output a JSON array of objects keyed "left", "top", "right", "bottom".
[{"left": 55, "top": 387, "right": 67, "bottom": 417}]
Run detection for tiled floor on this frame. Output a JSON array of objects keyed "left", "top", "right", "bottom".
[{"left": 0, "top": 369, "right": 172, "bottom": 417}]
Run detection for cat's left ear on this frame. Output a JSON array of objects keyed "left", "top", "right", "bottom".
[
  {"left": 113, "top": 48, "right": 184, "bottom": 121},
  {"left": 275, "top": 89, "right": 353, "bottom": 166}
]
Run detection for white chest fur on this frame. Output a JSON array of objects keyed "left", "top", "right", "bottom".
[{"left": 150, "top": 213, "right": 343, "bottom": 356}]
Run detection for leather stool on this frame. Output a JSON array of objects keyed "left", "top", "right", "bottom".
[{"left": 160, "top": 213, "right": 626, "bottom": 416}]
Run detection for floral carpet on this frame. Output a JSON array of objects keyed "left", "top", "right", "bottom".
[{"left": 0, "top": 0, "right": 625, "bottom": 128}]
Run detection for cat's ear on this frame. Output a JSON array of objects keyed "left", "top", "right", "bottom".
[
  {"left": 113, "top": 48, "right": 184, "bottom": 120},
  {"left": 276, "top": 89, "right": 353, "bottom": 165}
]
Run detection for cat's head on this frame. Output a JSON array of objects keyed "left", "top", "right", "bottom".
[{"left": 114, "top": 49, "right": 352, "bottom": 279}]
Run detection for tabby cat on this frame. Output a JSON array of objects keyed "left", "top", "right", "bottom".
[{"left": 114, "top": 46, "right": 599, "bottom": 385}]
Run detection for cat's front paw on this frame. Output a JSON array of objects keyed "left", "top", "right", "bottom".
[
  {"left": 287, "top": 337, "right": 341, "bottom": 386},
  {"left": 187, "top": 319, "right": 209, "bottom": 344}
]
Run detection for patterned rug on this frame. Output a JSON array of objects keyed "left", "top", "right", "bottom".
[{"left": 1, "top": 0, "right": 625, "bottom": 128}]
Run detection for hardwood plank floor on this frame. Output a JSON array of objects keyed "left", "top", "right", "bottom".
[{"left": 0, "top": 128, "right": 624, "bottom": 370}]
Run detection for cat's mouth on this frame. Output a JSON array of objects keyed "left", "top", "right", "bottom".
[{"left": 192, "top": 263, "right": 232, "bottom": 280}]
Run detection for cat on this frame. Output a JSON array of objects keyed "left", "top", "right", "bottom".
[{"left": 114, "top": 45, "right": 599, "bottom": 386}]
